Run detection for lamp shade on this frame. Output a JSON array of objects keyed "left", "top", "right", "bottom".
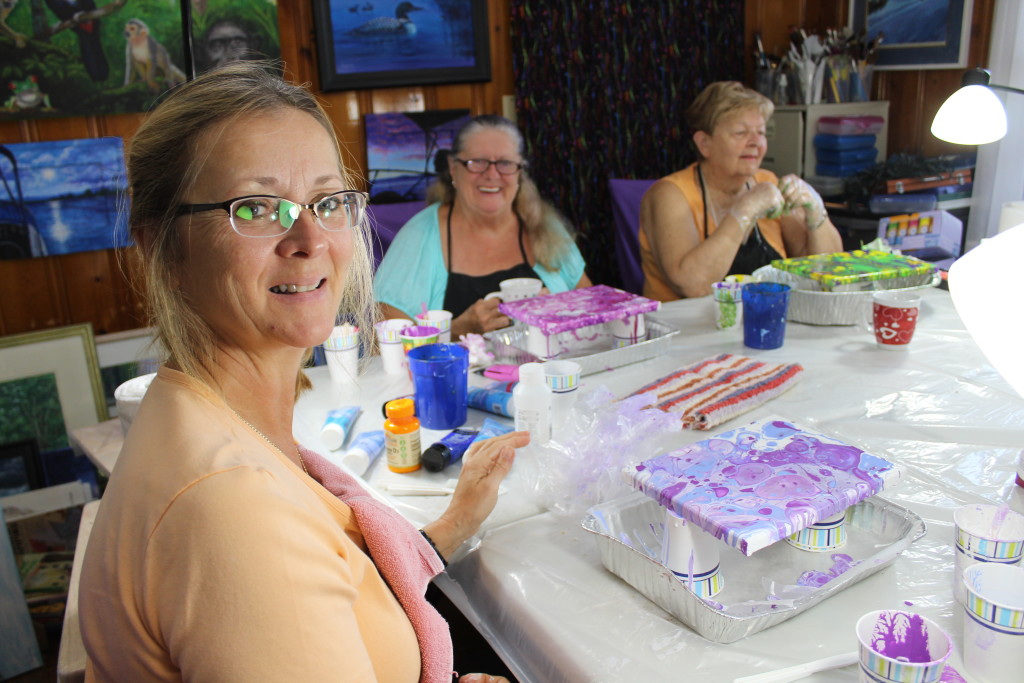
[
  {"left": 948, "top": 223, "right": 1024, "bottom": 398},
  {"left": 931, "top": 85, "right": 1008, "bottom": 145}
]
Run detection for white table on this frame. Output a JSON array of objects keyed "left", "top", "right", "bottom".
[{"left": 295, "top": 288, "right": 1024, "bottom": 682}]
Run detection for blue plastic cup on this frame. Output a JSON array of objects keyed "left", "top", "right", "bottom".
[
  {"left": 741, "top": 283, "right": 791, "bottom": 350},
  {"left": 407, "top": 343, "right": 469, "bottom": 430}
]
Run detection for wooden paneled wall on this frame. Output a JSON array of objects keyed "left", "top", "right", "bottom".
[
  {"left": 0, "top": 0, "right": 997, "bottom": 337},
  {"left": 0, "top": 0, "right": 515, "bottom": 337},
  {"left": 745, "top": 0, "right": 995, "bottom": 157}
]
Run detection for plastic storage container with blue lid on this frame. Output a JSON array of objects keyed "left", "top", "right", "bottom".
[
  {"left": 817, "top": 115, "right": 884, "bottom": 136},
  {"left": 814, "top": 133, "right": 877, "bottom": 150}
]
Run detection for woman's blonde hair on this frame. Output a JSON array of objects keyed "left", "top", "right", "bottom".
[
  {"left": 686, "top": 81, "right": 774, "bottom": 159},
  {"left": 126, "top": 61, "right": 375, "bottom": 393},
  {"left": 426, "top": 115, "right": 575, "bottom": 271}
]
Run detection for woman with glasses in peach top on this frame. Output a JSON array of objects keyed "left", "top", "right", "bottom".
[
  {"left": 639, "top": 81, "right": 842, "bottom": 301},
  {"left": 79, "top": 63, "right": 525, "bottom": 683},
  {"left": 375, "top": 115, "right": 591, "bottom": 337}
]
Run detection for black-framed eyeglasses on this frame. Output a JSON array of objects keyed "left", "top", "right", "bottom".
[
  {"left": 177, "top": 190, "right": 368, "bottom": 238},
  {"left": 452, "top": 157, "right": 525, "bottom": 175}
]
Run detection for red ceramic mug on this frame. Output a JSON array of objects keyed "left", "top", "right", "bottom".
[{"left": 872, "top": 291, "right": 921, "bottom": 349}]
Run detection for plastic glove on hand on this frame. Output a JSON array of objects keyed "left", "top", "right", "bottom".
[
  {"left": 730, "top": 182, "right": 786, "bottom": 232},
  {"left": 778, "top": 174, "right": 827, "bottom": 230}
]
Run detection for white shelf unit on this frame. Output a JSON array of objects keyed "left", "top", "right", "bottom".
[{"left": 763, "top": 101, "right": 890, "bottom": 179}]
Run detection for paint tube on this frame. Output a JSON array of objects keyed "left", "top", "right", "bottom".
[
  {"left": 341, "top": 430, "right": 386, "bottom": 477},
  {"left": 421, "top": 427, "right": 479, "bottom": 473},
  {"left": 320, "top": 406, "right": 361, "bottom": 450},
  {"left": 472, "top": 417, "right": 514, "bottom": 444},
  {"left": 467, "top": 381, "right": 515, "bottom": 418}
]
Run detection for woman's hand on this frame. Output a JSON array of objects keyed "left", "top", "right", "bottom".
[
  {"left": 729, "top": 181, "right": 786, "bottom": 236},
  {"left": 451, "top": 298, "right": 510, "bottom": 339},
  {"left": 778, "top": 174, "right": 828, "bottom": 230},
  {"left": 422, "top": 430, "right": 530, "bottom": 560}
]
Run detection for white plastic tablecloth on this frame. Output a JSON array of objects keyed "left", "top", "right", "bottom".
[{"left": 295, "top": 287, "right": 1024, "bottom": 682}]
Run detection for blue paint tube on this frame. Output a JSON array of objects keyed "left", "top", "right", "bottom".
[
  {"left": 421, "top": 427, "right": 479, "bottom": 472},
  {"left": 472, "top": 417, "right": 514, "bottom": 444},
  {"left": 320, "top": 406, "right": 361, "bottom": 451},
  {"left": 341, "top": 430, "right": 386, "bottom": 477},
  {"left": 467, "top": 381, "right": 515, "bottom": 418}
]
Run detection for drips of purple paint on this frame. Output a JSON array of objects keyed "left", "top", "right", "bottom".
[
  {"left": 871, "top": 611, "right": 933, "bottom": 663},
  {"left": 796, "top": 553, "right": 858, "bottom": 587}
]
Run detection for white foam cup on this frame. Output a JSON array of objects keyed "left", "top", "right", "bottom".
[
  {"left": 325, "top": 346, "right": 358, "bottom": 382},
  {"left": 375, "top": 318, "right": 412, "bottom": 375},
  {"left": 607, "top": 314, "right": 646, "bottom": 339}
]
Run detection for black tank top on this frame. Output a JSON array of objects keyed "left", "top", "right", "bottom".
[
  {"left": 697, "top": 165, "right": 782, "bottom": 276},
  {"left": 442, "top": 206, "right": 536, "bottom": 317}
]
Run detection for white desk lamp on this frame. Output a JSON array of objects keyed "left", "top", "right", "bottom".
[
  {"left": 931, "top": 68, "right": 1024, "bottom": 145},
  {"left": 948, "top": 223, "right": 1024, "bottom": 487}
]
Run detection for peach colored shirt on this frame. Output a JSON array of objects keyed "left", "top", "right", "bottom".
[
  {"left": 640, "top": 163, "right": 786, "bottom": 301},
  {"left": 79, "top": 367, "right": 420, "bottom": 682}
]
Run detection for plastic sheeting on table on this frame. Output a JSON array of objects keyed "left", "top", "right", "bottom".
[{"left": 296, "top": 288, "right": 1024, "bottom": 682}]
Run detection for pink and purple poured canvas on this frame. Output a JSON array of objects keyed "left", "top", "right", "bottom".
[
  {"left": 626, "top": 417, "right": 903, "bottom": 555},
  {"left": 498, "top": 284, "right": 660, "bottom": 336}
]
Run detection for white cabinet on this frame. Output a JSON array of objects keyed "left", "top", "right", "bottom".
[{"left": 762, "top": 101, "right": 890, "bottom": 178}]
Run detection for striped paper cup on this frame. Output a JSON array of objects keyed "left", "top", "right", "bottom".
[
  {"left": 786, "top": 511, "right": 847, "bottom": 552},
  {"left": 856, "top": 610, "right": 951, "bottom": 683},
  {"left": 542, "top": 360, "right": 581, "bottom": 394},
  {"left": 961, "top": 563, "right": 1024, "bottom": 682}
]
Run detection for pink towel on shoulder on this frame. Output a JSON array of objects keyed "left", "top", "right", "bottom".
[{"left": 299, "top": 446, "right": 453, "bottom": 683}]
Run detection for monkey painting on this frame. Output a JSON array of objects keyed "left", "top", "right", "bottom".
[
  {"left": 123, "top": 18, "right": 186, "bottom": 92},
  {"left": 0, "top": 0, "right": 27, "bottom": 48}
]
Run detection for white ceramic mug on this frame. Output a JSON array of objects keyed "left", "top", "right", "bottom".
[{"left": 484, "top": 277, "right": 543, "bottom": 302}]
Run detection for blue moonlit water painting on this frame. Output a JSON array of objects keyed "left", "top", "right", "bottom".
[
  {"left": 366, "top": 110, "right": 470, "bottom": 202},
  {"left": 867, "top": 0, "right": 949, "bottom": 45},
  {"left": 0, "top": 137, "right": 128, "bottom": 260},
  {"left": 331, "top": 0, "right": 478, "bottom": 75}
]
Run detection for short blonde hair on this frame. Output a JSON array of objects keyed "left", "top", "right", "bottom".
[
  {"left": 126, "top": 61, "right": 375, "bottom": 393},
  {"left": 686, "top": 81, "right": 774, "bottom": 157}
]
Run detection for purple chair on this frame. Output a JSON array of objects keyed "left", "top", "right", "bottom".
[
  {"left": 366, "top": 201, "right": 426, "bottom": 270},
  {"left": 608, "top": 178, "right": 655, "bottom": 294}
]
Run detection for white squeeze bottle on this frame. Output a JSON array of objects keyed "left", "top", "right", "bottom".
[{"left": 513, "top": 363, "right": 552, "bottom": 446}]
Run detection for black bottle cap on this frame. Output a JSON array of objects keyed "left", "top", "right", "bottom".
[{"left": 421, "top": 443, "right": 451, "bottom": 472}]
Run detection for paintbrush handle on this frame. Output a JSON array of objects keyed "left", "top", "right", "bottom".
[{"left": 732, "top": 651, "right": 858, "bottom": 683}]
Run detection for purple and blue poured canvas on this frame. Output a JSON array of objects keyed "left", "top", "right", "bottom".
[{"left": 627, "top": 417, "right": 903, "bottom": 555}]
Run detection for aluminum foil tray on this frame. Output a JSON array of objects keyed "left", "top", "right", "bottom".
[
  {"left": 485, "top": 316, "right": 679, "bottom": 376},
  {"left": 754, "top": 266, "right": 941, "bottom": 326},
  {"left": 582, "top": 492, "right": 926, "bottom": 644}
]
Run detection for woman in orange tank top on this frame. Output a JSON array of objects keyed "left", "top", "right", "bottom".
[{"left": 638, "top": 81, "right": 842, "bottom": 301}]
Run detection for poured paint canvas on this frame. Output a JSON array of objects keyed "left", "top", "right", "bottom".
[
  {"left": 0, "top": 138, "right": 128, "bottom": 260},
  {"left": 498, "top": 285, "right": 660, "bottom": 336},
  {"left": 626, "top": 417, "right": 903, "bottom": 555},
  {"left": 365, "top": 109, "right": 470, "bottom": 203}
]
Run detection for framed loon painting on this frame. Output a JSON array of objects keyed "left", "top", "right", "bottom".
[{"left": 313, "top": 0, "right": 491, "bottom": 91}]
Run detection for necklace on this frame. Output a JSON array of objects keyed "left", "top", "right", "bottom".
[{"left": 230, "top": 407, "right": 309, "bottom": 475}]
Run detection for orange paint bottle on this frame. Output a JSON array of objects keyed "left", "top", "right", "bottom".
[{"left": 384, "top": 398, "right": 421, "bottom": 473}]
